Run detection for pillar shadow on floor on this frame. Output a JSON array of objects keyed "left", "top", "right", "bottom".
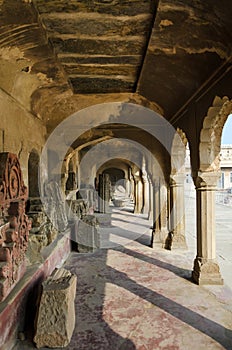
[
  {"left": 63, "top": 248, "right": 232, "bottom": 350},
  {"left": 109, "top": 266, "right": 232, "bottom": 350},
  {"left": 117, "top": 246, "right": 192, "bottom": 280},
  {"left": 111, "top": 217, "right": 151, "bottom": 229},
  {"left": 64, "top": 249, "right": 137, "bottom": 350},
  {"left": 98, "top": 223, "right": 192, "bottom": 279},
  {"left": 14, "top": 200, "right": 230, "bottom": 350}
]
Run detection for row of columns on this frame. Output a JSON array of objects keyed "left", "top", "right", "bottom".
[
  {"left": 151, "top": 171, "right": 223, "bottom": 285},
  {"left": 64, "top": 154, "right": 223, "bottom": 286}
]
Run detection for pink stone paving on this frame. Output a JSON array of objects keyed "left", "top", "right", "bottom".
[
  {"left": 60, "top": 241, "right": 232, "bottom": 350},
  {"left": 13, "top": 214, "right": 232, "bottom": 350}
]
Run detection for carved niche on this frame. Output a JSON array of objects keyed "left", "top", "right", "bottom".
[{"left": 0, "top": 153, "right": 30, "bottom": 302}]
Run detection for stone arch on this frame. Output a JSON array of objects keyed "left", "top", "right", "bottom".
[
  {"left": 100, "top": 162, "right": 129, "bottom": 202},
  {"left": 40, "top": 102, "right": 176, "bottom": 232},
  {"left": 199, "top": 96, "right": 232, "bottom": 172},
  {"left": 97, "top": 159, "right": 134, "bottom": 179}
]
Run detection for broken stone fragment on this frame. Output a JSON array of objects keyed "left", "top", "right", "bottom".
[
  {"left": 34, "top": 268, "right": 77, "bottom": 348},
  {"left": 26, "top": 232, "right": 49, "bottom": 264},
  {"left": 76, "top": 215, "right": 99, "bottom": 253}
]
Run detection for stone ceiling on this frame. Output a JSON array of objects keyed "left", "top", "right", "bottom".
[
  {"left": 0, "top": 0, "right": 231, "bottom": 124},
  {"left": 35, "top": 0, "right": 157, "bottom": 94}
]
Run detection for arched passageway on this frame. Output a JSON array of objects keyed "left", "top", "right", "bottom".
[
  {"left": 40, "top": 102, "right": 190, "bottom": 256},
  {"left": 38, "top": 100, "right": 232, "bottom": 287}
]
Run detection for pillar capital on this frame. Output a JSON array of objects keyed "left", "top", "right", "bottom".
[
  {"left": 194, "top": 171, "right": 221, "bottom": 189},
  {"left": 141, "top": 166, "right": 148, "bottom": 179},
  {"left": 133, "top": 173, "right": 140, "bottom": 182},
  {"left": 142, "top": 174, "right": 149, "bottom": 183},
  {"left": 170, "top": 173, "right": 186, "bottom": 186}
]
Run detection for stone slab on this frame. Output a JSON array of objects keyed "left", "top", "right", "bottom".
[
  {"left": 34, "top": 268, "right": 77, "bottom": 348},
  {"left": 76, "top": 215, "right": 99, "bottom": 253}
]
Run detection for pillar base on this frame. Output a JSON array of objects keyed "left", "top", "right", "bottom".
[
  {"left": 164, "top": 231, "right": 188, "bottom": 250},
  {"left": 192, "top": 257, "right": 223, "bottom": 285},
  {"left": 170, "top": 233, "right": 188, "bottom": 250},
  {"left": 151, "top": 229, "right": 168, "bottom": 248}
]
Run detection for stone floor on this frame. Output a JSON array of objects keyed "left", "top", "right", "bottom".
[{"left": 13, "top": 197, "right": 232, "bottom": 350}]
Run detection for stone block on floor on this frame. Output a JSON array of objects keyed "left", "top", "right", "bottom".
[
  {"left": 34, "top": 268, "right": 77, "bottom": 348},
  {"left": 76, "top": 215, "right": 99, "bottom": 253},
  {"left": 94, "top": 213, "right": 112, "bottom": 227}
]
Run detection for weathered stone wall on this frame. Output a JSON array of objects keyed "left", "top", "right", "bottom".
[{"left": 0, "top": 88, "right": 46, "bottom": 185}]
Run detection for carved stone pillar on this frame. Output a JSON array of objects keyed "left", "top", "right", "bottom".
[
  {"left": 168, "top": 174, "right": 187, "bottom": 249},
  {"left": 98, "top": 174, "right": 110, "bottom": 213},
  {"left": 151, "top": 179, "right": 168, "bottom": 247},
  {"left": 142, "top": 173, "right": 149, "bottom": 216},
  {"left": 98, "top": 174, "right": 104, "bottom": 213},
  {"left": 160, "top": 182, "right": 169, "bottom": 243},
  {"left": 151, "top": 178, "right": 161, "bottom": 247},
  {"left": 134, "top": 177, "right": 143, "bottom": 214},
  {"left": 130, "top": 177, "right": 134, "bottom": 199},
  {"left": 192, "top": 172, "right": 223, "bottom": 285},
  {"left": 148, "top": 179, "right": 153, "bottom": 221},
  {"left": 65, "top": 157, "right": 77, "bottom": 194},
  {"left": 125, "top": 178, "right": 130, "bottom": 198},
  {"left": 61, "top": 172, "right": 68, "bottom": 194},
  {"left": 66, "top": 172, "right": 77, "bottom": 192},
  {"left": 133, "top": 177, "right": 139, "bottom": 213}
]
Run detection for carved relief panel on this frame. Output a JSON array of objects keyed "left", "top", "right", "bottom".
[{"left": 0, "top": 153, "right": 29, "bottom": 302}]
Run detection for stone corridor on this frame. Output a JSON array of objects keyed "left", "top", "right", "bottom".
[
  {"left": 14, "top": 204, "right": 232, "bottom": 350},
  {"left": 1, "top": 1, "right": 232, "bottom": 348}
]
